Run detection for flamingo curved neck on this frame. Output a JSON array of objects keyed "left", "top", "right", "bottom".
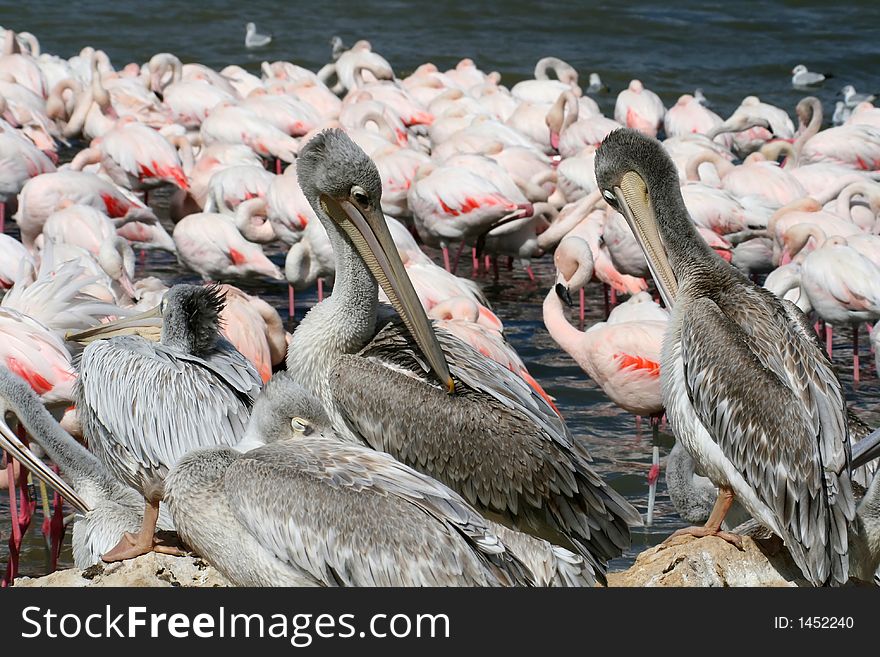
[{"left": 793, "top": 98, "right": 823, "bottom": 157}]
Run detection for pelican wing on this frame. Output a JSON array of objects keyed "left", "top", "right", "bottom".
[
  {"left": 77, "top": 336, "right": 259, "bottom": 494},
  {"left": 224, "top": 439, "right": 532, "bottom": 586},
  {"left": 330, "top": 317, "right": 640, "bottom": 576},
  {"left": 680, "top": 291, "right": 855, "bottom": 585}
]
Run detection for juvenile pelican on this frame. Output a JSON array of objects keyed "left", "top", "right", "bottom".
[
  {"left": 288, "top": 129, "right": 641, "bottom": 580},
  {"left": 165, "top": 373, "right": 536, "bottom": 587},
  {"left": 595, "top": 128, "right": 856, "bottom": 586},
  {"left": 0, "top": 365, "right": 174, "bottom": 567},
  {"left": 68, "top": 284, "right": 261, "bottom": 561}
]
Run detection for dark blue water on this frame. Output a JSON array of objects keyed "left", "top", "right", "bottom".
[{"left": 3, "top": 0, "right": 880, "bottom": 580}]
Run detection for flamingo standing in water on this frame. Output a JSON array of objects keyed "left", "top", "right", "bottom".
[
  {"left": 544, "top": 241, "right": 668, "bottom": 522},
  {"left": 787, "top": 227, "right": 880, "bottom": 383}
]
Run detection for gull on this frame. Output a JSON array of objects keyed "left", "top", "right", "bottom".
[
  {"left": 791, "top": 64, "right": 831, "bottom": 88},
  {"left": 245, "top": 22, "right": 272, "bottom": 49}
]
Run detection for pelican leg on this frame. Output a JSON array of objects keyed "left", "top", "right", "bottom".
[
  {"left": 663, "top": 486, "right": 744, "bottom": 550},
  {"left": 101, "top": 500, "right": 164, "bottom": 562}
]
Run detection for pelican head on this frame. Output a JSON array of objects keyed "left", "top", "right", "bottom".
[
  {"left": 240, "top": 372, "right": 332, "bottom": 450},
  {"left": 296, "top": 129, "right": 453, "bottom": 393},
  {"left": 66, "top": 284, "right": 226, "bottom": 356},
  {"left": 595, "top": 128, "right": 693, "bottom": 308}
]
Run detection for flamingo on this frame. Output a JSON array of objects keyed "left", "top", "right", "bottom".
[
  {"left": 614, "top": 80, "right": 666, "bottom": 138},
  {"left": 510, "top": 57, "right": 581, "bottom": 104},
  {"left": 217, "top": 284, "right": 287, "bottom": 382},
  {"left": 172, "top": 211, "right": 284, "bottom": 282},
  {"left": 791, "top": 229, "right": 880, "bottom": 381},
  {"left": 200, "top": 103, "right": 298, "bottom": 162},
  {"left": 546, "top": 91, "right": 622, "bottom": 158},
  {"left": 795, "top": 96, "right": 880, "bottom": 171},
  {"left": 0, "top": 234, "right": 34, "bottom": 289},
  {"left": 663, "top": 94, "right": 723, "bottom": 138},
  {"left": 69, "top": 117, "right": 188, "bottom": 195}
]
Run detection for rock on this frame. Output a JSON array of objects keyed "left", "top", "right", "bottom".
[
  {"left": 15, "top": 553, "right": 230, "bottom": 587},
  {"left": 607, "top": 534, "right": 808, "bottom": 587}
]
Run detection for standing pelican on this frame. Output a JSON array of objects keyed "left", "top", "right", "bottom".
[
  {"left": 595, "top": 128, "right": 856, "bottom": 586},
  {"left": 0, "top": 365, "right": 174, "bottom": 567},
  {"left": 67, "top": 284, "right": 262, "bottom": 561},
  {"left": 165, "top": 372, "right": 535, "bottom": 587},
  {"left": 288, "top": 129, "right": 641, "bottom": 580}
]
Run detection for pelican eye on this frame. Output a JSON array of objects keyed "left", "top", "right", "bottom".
[
  {"left": 291, "top": 417, "right": 312, "bottom": 435},
  {"left": 602, "top": 189, "right": 618, "bottom": 208},
  {"left": 351, "top": 185, "right": 370, "bottom": 207}
]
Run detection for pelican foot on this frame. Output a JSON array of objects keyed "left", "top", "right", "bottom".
[
  {"left": 662, "top": 526, "right": 744, "bottom": 551},
  {"left": 101, "top": 532, "right": 155, "bottom": 562}
]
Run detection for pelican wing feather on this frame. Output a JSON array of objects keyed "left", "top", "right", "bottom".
[
  {"left": 329, "top": 317, "right": 640, "bottom": 577},
  {"left": 680, "top": 290, "right": 855, "bottom": 585},
  {"left": 224, "top": 438, "right": 533, "bottom": 586},
  {"left": 77, "top": 335, "right": 259, "bottom": 496}
]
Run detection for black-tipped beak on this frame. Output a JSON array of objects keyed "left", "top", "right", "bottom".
[{"left": 555, "top": 283, "right": 574, "bottom": 307}]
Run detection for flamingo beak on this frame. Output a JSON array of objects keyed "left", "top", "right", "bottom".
[
  {"left": 320, "top": 194, "right": 455, "bottom": 394},
  {"left": 611, "top": 171, "right": 679, "bottom": 308},
  {"left": 65, "top": 304, "right": 163, "bottom": 344},
  {"left": 0, "top": 412, "right": 91, "bottom": 514}
]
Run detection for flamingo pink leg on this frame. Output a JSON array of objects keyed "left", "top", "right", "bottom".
[
  {"left": 525, "top": 265, "right": 536, "bottom": 282},
  {"left": 0, "top": 202, "right": 5, "bottom": 234},
  {"left": 275, "top": 158, "right": 282, "bottom": 175},
  {"left": 635, "top": 414, "right": 642, "bottom": 435},
  {"left": 442, "top": 245, "right": 451, "bottom": 272},
  {"left": 288, "top": 285, "right": 295, "bottom": 319},
  {"left": 451, "top": 241, "right": 465, "bottom": 275},
  {"left": 317, "top": 278, "right": 324, "bottom": 302},
  {"left": 826, "top": 323, "right": 833, "bottom": 357},
  {"left": 471, "top": 247, "right": 479, "bottom": 276},
  {"left": 484, "top": 255, "right": 491, "bottom": 272},
  {"left": 610, "top": 287, "right": 618, "bottom": 308}
]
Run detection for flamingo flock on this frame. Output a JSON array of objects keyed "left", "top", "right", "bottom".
[{"left": 1, "top": 25, "right": 880, "bottom": 587}]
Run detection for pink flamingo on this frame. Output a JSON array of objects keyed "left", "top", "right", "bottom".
[
  {"left": 0, "top": 234, "right": 34, "bottom": 289},
  {"left": 408, "top": 163, "right": 532, "bottom": 270},
  {"left": 15, "top": 170, "right": 157, "bottom": 250},
  {"left": 510, "top": 57, "right": 581, "bottom": 104},
  {"left": 148, "top": 53, "right": 236, "bottom": 129},
  {"left": 172, "top": 211, "right": 284, "bottom": 282},
  {"left": 791, "top": 229, "right": 880, "bottom": 381},
  {"left": 546, "top": 90, "right": 622, "bottom": 158},
  {"left": 664, "top": 94, "right": 724, "bottom": 138},
  {"left": 795, "top": 96, "right": 880, "bottom": 171},
  {"left": 614, "top": 80, "right": 666, "bottom": 138},
  {"left": 217, "top": 284, "right": 288, "bottom": 383},
  {"left": 70, "top": 117, "right": 189, "bottom": 196},
  {"left": 200, "top": 103, "right": 298, "bottom": 162},
  {"left": 203, "top": 164, "right": 274, "bottom": 214},
  {"left": 266, "top": 165, "right": 315, "bottom": 245}
]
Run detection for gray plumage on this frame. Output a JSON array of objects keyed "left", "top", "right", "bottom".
[
  {"left": 288, "top": 129, "right": 641, "bottom": 582},
  {"left": 595, "top": 128, "right": 856, "bottom": 586},
  {"left": 0, "top": 365, "right": 173, "bottom": 567},
  {"left": 165, "top": 373, "right": 534, "bottom": 587},
  {"left": 76, "top": 284, "right": 261, "bottom": 503}
]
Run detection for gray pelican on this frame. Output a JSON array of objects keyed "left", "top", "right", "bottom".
[
  {"left": 166, "top": 372, "right": 543, "bottom": 586},
  {"left": 0, "top": 365, "right": 174, "bottom": 567},
  {"left": 287, "top": 129, "right": 641, "bottom": 581},
  {"left": 67, "top": 284, "right": 261, "bottom": 561},
  {"left": 595, "top": 128, "right": 856, "bottom": 586}
]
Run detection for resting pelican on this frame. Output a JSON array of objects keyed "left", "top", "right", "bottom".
[
  {"left": 166, "top": 372, "right": 537, "bottom": 587},
  {"left": 67, "top": 284, "right": 261, "bottom": 561},
  {"left": 0, "top": 365, "right": 174, "bottom": 567},
  {"left": 595, "top": 128, "right": 856, "bottom": 586},
  {"left": 288, "top": 129, "right": 641, "bottom": 580}
]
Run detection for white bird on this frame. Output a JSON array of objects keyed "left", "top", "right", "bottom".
[
  {"left": 840, "top": 84, "right": 877, "bottom": 109},
  {"left": 244, "top": 22, "right": 271, "bottom": 49},
  {"left": 791, "top": 64, "right": 830, "bottom": 88}
]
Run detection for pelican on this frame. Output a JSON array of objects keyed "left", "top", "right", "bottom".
[
  {"left": 165, "top": 372, "right": 542, "bottom": 587},
  {"left": 0, "top": 365, "right": 174, "bottom": 567},
  {"left": 67, "top": 284, "right": 262, "bottom": 562},
  {"left": 287, "top": 129, "right": 641, "bottom": 581},
  {"left": 595, "top": 128, "right": 856, "bottom": 586}
]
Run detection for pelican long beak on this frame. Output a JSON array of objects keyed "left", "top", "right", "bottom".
[
  {"left": 0, "top": 417, "right": 91, "bottom": 514},
  {"left": 65, "top": 305, "right": 163, "bottom": 344},
  {"left": 612, "top": 171, "right": 679, "bottom": 308},
  {"left": 320, "top": 194, "right": 455, "bottom": 393}
]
